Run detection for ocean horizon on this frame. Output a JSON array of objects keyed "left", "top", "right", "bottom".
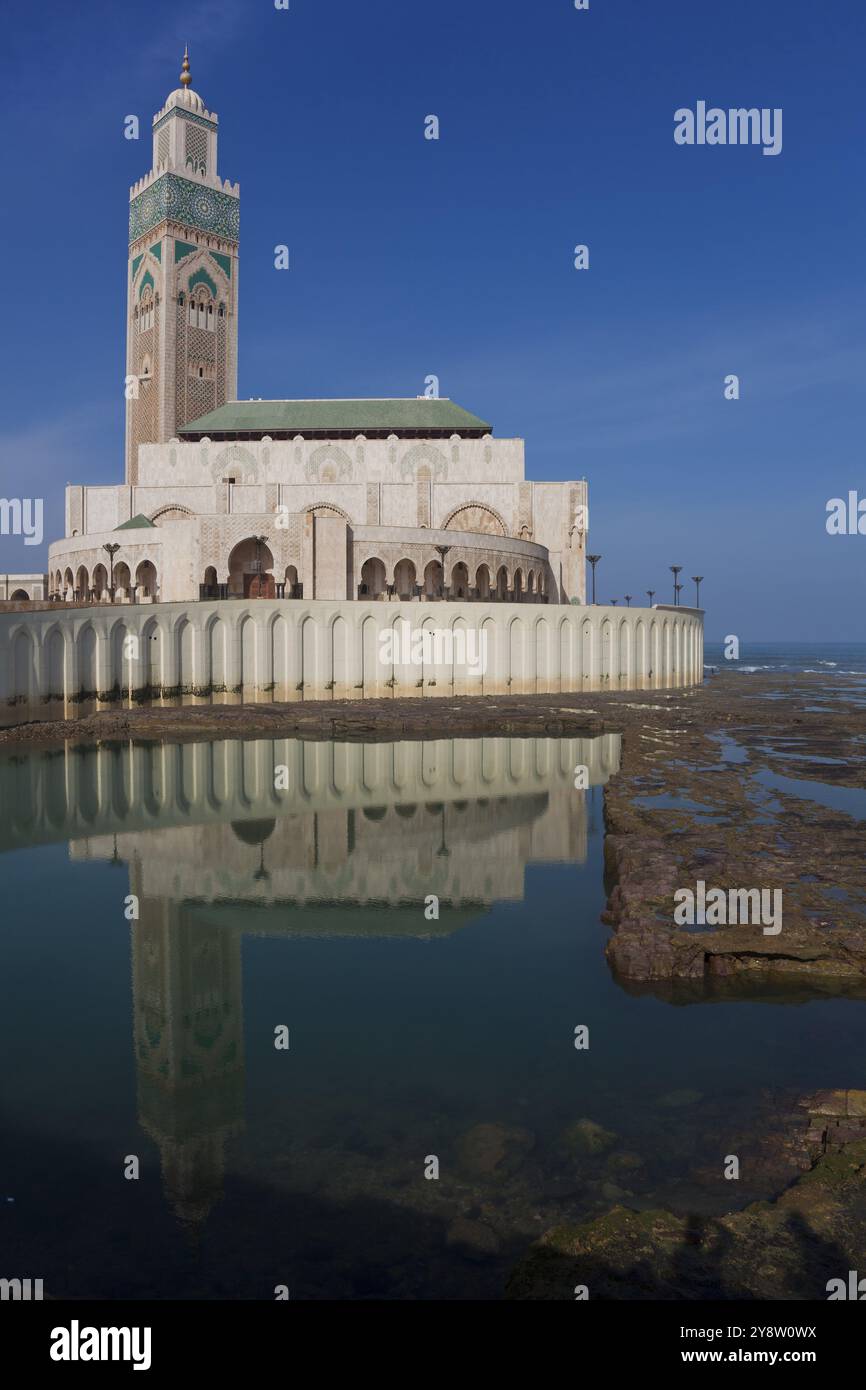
[{"left": 703, "top": 640, "right": 866, "bottom": 677}]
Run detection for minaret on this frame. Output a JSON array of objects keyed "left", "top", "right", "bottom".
[{"left": 125, "top": 51, "right": 240, "bottom": 483}]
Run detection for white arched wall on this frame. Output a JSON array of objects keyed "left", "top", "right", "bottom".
[{"left": 0, "top": 601, "right": 704, "bottom": 707}]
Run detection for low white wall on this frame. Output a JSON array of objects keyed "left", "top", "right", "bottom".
[{"left": 0, "top": 598, "right": 703, "bottom": 708}]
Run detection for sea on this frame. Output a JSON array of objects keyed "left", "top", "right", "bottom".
[{"left": 704, "top": 640, "right": 866, "bottom": 678}]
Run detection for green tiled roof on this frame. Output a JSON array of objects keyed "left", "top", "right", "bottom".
[
  {"left": 116, "top": 513, "right": 156, "bottom": 530},
  {"left": 179, "top": 398, "right": 492, "bottom": 437}
]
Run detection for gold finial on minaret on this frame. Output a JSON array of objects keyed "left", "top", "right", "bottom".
[{"left": 180, "top": 46, "right": 192, "bottom": 87}]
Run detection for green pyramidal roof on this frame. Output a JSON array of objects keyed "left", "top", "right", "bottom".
[
  {"left": 178, "top": 398, "right": 492, "bottom": 439},
  {"left": 116, "top": 513, "right": 156, "bottom": 530}
]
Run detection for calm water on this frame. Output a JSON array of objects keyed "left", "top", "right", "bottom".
[{"left": 3, "top": 733, "right": 866, "bottom": 1300}]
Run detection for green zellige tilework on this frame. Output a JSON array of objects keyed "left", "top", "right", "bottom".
[
  {"left": 129, "top": 174, "right": 239, "bottom": 244},
  {"left": 188, "top": 267, "right": 218, "bottom": 298}
]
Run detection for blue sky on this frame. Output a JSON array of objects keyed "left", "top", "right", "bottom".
[{"left": 0, "top": 0, "right": 863, "bottom": 640}]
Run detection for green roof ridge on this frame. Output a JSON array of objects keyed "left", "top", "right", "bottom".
[{"left": 116, "top": 513, "right": 156, "bottom": 530}]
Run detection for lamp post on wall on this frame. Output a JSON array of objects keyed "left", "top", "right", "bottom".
[
  {"left": 670, "top": 565, "right": 682, "bottom": 606},
  {"left": 435, "top": 544, "right": 451, "bottom": 600},
  {"left": 624, "top": 594, "right": 632, "bottom": 607},
  {"left": 587, "top": 554, "right": 601, "bottom": 605},
  {"left": 252, "top": 534, "right": 269, "bottom": 596},
  {"left": 103, "top": 542, "right": 120, "bottom": 604},
  {"left": 646, "top": 589, "right": 655, "bottom": 606},
  {"left": 610, "top": 598, "right": 618, "bottom": 607},
  {"left": 692, "top": 575, "right": 704, "bottom": 608}
]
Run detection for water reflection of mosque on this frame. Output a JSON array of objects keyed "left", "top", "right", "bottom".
[{"left": 1, "top": 734, "right": 620, "bottom": 1228}]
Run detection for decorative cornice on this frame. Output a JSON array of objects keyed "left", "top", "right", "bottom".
[
  {"left": 129, "top": 221, "right": 238, "bottom": 260},
  {"left": 152, "top": 105, "right": 217, "bottom": 136}
]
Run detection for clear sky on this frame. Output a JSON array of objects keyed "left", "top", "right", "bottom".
[{"left": 0, "top": 0, "right": 863, "bottom": 640}]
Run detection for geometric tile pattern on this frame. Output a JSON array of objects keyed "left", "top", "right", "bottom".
[{"left": 130, "top": 174, "right": 239, "bottom": 244}]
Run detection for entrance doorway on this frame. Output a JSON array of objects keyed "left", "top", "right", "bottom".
[{"left": 228, "top": 537, "right": 276, "bottom": 598}]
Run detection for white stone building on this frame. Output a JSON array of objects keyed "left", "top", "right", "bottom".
[
  {"left": 0, "top": 54, "right": 703, "bottom": 707},
  {"left": 44, "top": 53, "right": 588, "bottom": 611}
]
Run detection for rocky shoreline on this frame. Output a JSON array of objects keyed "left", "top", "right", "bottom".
[
  {"left": 599, "top": 674, "right": 866, "bottom": 996},
  {"left": 506, "top": 1090, "right": 866, "bottom": 1300}
]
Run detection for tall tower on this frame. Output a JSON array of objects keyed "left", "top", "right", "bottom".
[{"left": 125, "top": 50, "right": 239, "bottom": 483}]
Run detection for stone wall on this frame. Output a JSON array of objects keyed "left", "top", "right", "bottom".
[
  {"left": 0, "top": 574, "right": 49, "bottom": 601},
  {"left": 0, "top": 599, "right": 703, "bottom": 709}
]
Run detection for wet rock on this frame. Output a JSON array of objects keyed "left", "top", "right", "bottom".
[
  {"left": 606, "top": 1150, "right": 645, "bottom": 1173},
  {"left": 659, "top": 1088, "right": 703, "bottom": 1108},
  {"left": 600, "top": 1181, "right": 631, "bottom": 1201},
  {"left": 561, "top": 1118, "right": 617, "bottom": 1156},
  {"left": 506, "top": 1137, "right": 866, "bottom": 1300},
  {"left": 446, "top": 1217, "right": 501, "bottom": 1261},
  {"left": 801, "top": 1088, "right": 866, "bottom": 1119},
  {"left": 456, "top": 1122, "right": 535, "bottom": 1177},
  {"left": 799, "top": 1089, "right": 866, "bottom": 1149}
]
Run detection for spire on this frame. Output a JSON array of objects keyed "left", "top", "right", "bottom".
[{"left": 180, "top": 46, "right": 192, "bottom": 88}]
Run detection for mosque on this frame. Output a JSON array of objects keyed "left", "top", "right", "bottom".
[
  {"left": 0, "top": 54, "right": 703, "bottom": 702},
  {"left": 39, "top": 52, "right": 587, "bottom": 610}
]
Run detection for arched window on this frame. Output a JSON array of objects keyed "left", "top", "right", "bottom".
[
  {"left": 139, "top": 288, "right": 154, "bottom": 333},
  {"left": 188, "top": 289, "right": 214, "bottom": 330},
  {"left": 188, "top": 290, "right": 215, "bottom": 331}
]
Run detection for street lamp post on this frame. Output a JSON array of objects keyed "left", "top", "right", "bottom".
[
  {"left": 670, "top": 565, "right": 682, "bottom": 607},
  {"left": 587, "top": 554, "right": 601, "bottom": 605},
  {"left": 646, "top": 589, "right": 655, "bottom": 606},
  {"left": 435, "top": 544, "right": 451, "bottom": 600},
  {"left": 611, "top": 598, "right": 618, "bottom": 607},
  {"left": 103, "top": 542, "right": 120, "bottom": 604},
  {"left": 692, "top": 575, "right": 704, "bottom": 608},
  {"left": 624, "top": 594, "right": 632, "bottom": 607},
  {"left": 252, "top": 535, "right": 269, "bottom": 595}
]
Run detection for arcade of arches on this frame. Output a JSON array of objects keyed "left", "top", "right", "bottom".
[{"left": 43, "top": 532, "right": 554, "bottom": 606}]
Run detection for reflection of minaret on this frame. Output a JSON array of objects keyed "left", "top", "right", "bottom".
[
  {"left": 130, "top": 859, "right": 244, "bottom": 1233},
  {"left": 42, "top": 734, "right": 622, "bottom": 1226}
]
